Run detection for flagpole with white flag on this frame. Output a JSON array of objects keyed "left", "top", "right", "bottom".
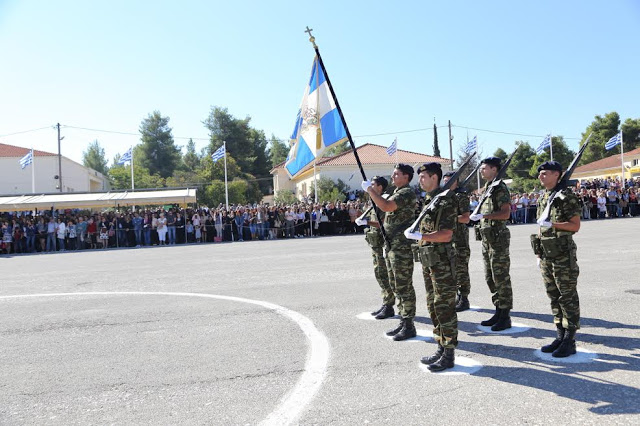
[
  {"left": 130, "top": 146, "right": 135, "bottom": 191},
  {"left": 223, "top": 141, "right": 229, "bottom": 210},
  {"left": 31, "top": 148, "right": 35, "bottom": 193},
  {"left": 549, "top": 132, "right": 554, "bottom": 161},
  {"left": 620, "top": 131, "right": 625, "bottom": 185}
]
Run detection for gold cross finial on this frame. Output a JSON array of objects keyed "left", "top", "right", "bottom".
[{"left": 305, "top": 26, "right": 317, "bottom": 48}]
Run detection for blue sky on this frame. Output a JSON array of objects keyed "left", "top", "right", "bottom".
[{"left": 1, "top": 0, "right": 638, "bottom": 166}]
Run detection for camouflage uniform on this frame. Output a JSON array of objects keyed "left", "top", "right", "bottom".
[
  {"left": 537, "top": 189, "right": 581, "bottom": 330},
  {"left": 384, "top": 184, "right": 417, "bottom": 319},
  {"left": 452, "top": 191, "right": 471, "bottom": 297},
  {"left": 479, "top": 181, "right": 513, "bottom": 309},
  {"left": 365, "top": 208, "right": 395, "bottom": 306},
  {"left": 418, "top": 188, "right": 458, "bottom": 348}
]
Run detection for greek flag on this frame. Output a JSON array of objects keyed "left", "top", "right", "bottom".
[
  {"left": 285, "top": 56, "right": 348, "bottom": 177},
  {"left": 117, "top": 147, "right": 132, "bottom": 165},
  {"left": 386, "top": 138, "right": 397, "bottom": 156},
  {"left": 19, "top": 150, "right": 33, "bottom": 169},
  {"left": 605, "top": 132, "right": 622, "bottom": 150},
  {"left": 536, "top": 134, "right": 551, "bottom": 155},
  {"left": 464, "top": 136, "right": 477, "bottom": 154},
  {"left": 211, "top": 144, "right": 226, "bottom": 163}
]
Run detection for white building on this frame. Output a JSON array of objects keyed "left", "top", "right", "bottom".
[
  {"left": 271, "top": 143, "right": 453, "bottom": 199},
  {"left": 0, "top": 142, "right": 109, "bottom": 195}
]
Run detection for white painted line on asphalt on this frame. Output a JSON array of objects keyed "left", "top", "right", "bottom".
[
  {"left": 0, "top": 291, "right": 329, "bottom": 426},
  {"left": 355, "top": 312, "right": 400, "bottom": 321},
  {"left": 476, "top": 322, "right": 531, "bottom": 334},
  {"left": 533, "top": 348, "right": 598, "bottom": 364},
  {"left": 418, "top": 356, "right": 483, "bottom": 376}
]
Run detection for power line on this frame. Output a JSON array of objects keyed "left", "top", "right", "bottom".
[
  {"left": 0, "top": 126, "right": 53, "bottom": 138},
  {"left": 451, "top": 124, "right": 580, "bottom": 140}
]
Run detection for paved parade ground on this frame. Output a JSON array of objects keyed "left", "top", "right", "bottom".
[{"left": 1, "top": 218, "right": 639, "bottom": 425}]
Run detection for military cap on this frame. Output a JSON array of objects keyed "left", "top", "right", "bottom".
[
  {"left": 371, "top": 175, "right": 389, "bottom": 189},
  {"left": 417, "top": 162, "right": 442, "bottom": 174},
  {"left": 481, "top": 156, "right": 502, "bottom": 168},
  {"left": 443, "top": 170, "right": 456, "bottom": 178},
  {"left": 537, "top": 160, "right": 563, "bottom": 173}
]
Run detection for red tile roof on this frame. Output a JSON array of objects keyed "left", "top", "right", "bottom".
[
  {"left": 271, "top": 143, "right": 451, "bottom": 173},
  {"left": 0, "top": 142, "right": 57, "bottom": 158},
  {"left": 574, "top": 146, "right": 640, "bottom": 174}
]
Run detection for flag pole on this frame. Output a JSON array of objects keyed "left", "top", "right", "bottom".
[
  {"left": 549, "top": 132, "right": 554, "bottom": 161},
  {"left": 130, "top": 145, "right": 135, "bottom": 191},
  {"left": 620, "top": 131, "right": 625, "bottom": 186},
  {"left": 304, "top": 26, "right": 389, "bottom": 247},
  {"left": 395, "top": 137, "right": 398, "bottom": 164},
  {"left": 223, "top": 141, "right": 229, "bottom": 210},
  {"left": 31, "top": 147, "right": 35, "bottom": 193},
  {"left": 313, "top": 162, "right": 318, "bottom": 203}
]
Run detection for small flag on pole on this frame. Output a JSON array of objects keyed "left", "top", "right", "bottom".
[
  {"left": 536, "top": 134, "right": 551, "bottom": 155},
  {"left": 605, "top": 132, "right": 622, "bottom": 150},
  {"left": 19, "top": 150, "right": 33, "bottom": 169},
  {"left": 464, "top": 136, "right": 477, "bottom": 154},
  {"left": 386, "top": 138, "right": 397, "bottom": 156},
  {"left": 117, "top": 147, "right": 132, "bottom": 165},
  {"left": 211, "top": 144, "right": 226, "bottom": 163}
]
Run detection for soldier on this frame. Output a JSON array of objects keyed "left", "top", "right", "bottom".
[
  {"left": 357, "top": 176, "right": 396, "bottom": 320},
  {"left": 534, "top": 161, "right": 582, "bottom": 357},
  {"left": 469, "top": 157, "right": 513, "bottom": 331},
  {"left": 405, "top": 162, "right": 458, "bottom": 371},
  {"left": 362, "top": 163, "right": 417, "bottom": 341},
  {"left": 442, "top": 171, "right": 472, "bottom": 312}
]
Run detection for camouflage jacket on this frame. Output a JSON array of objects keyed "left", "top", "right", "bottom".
[
  {"left": 537, "top": 188, "right": 581, "bottom": 237},
  {"left": 480, "top": 180, "right": 510, "bottom": 227},
  {"left": 418, "top": 188, "right": 457, "bottom": 246},
  {"left": 383, "top": 184, "right": 417, "bottom": 247},
  {"left": 453, "top": 190, "right": 470, "bottom": 247}
]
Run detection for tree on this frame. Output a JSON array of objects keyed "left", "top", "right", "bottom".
[
  {"left": 274, "top": 189, "right": 297, "bottom": 205},
  {"left": 82, "top": 140, "right": 109, "bottom": 175},
  {"left": 529, "top": 136, "right": 576, "bottom": 176},
  {"left": 109, "top": 162, "right": 165, "bottom": 190},
  {"left": 622, "top": 118, "right": 640, "bottom": 152},
  {"left": 579, "top": 112, "right": 621, "bottom": 165},
  {"left": 433, "top": 123, "right": 441, "bottom": 157},
  {"left": 182, "top": 138, "right": 200, "bottom": 171},
  {"left": 323, "top": 140, "right": 351, "bottom": 157},
  {"left": 269, "top": 135, "right": 289, "bottom": 167},
  {"left": 138, "top": 111, "right": 181, "bottom": 178},
  {"left": 505, "top": 141, "right": 535, "bottom": 179},
  {"left": 493, "top": 148, "right": 508, "bottom": 164}
]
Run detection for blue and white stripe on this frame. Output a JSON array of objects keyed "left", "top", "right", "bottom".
[
  {"left": 285, "top": 57, "right": 348, "bottom": 177},
  {"left": 386, "top": 138, "right": 397, "bottom": 156},
  {"left": 536, "top": 134, "right": 551, "bottom": 155},
  {"left": 211, "top": 144, "right": 226, "bottom": 163},
  {"left": 605, "top": 132, "right": 622, "bottom": 150},
  {"left": 464, "top": 136, "right": 477, "bottom": 154},
  {"left": 117, "top": 147, "right": 133, "bottom": 165},
  {"left": 19, "top": 150, "right": 33, "bottom": 169}
]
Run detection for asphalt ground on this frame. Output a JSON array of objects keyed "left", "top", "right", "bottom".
[{"left": 1, "top": 217, "right": 639, "bottom": 425}]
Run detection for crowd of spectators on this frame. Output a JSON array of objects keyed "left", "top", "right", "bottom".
[{"left": 2, "top": 176, "right": 638, "bottom": 255}]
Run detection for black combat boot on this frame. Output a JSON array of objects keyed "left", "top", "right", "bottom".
[
  {"left": 420, "top": 344, "right": 444, "bottom": 365},
  {"left": 385, "top": 319, "right": 405, "bottom": 336},
  {"left": 552, "top": 329, "right": 577, "bottom": 358},
  {"left": 375, "top": 305, "right": 395, "bottom": 320},
  {"left": 393, "top": 318, "right": 417, "bottom": 341},
  {"left": 481, "top": 306, "right": 501, "bottom": 326},
  {"left": 541, "top": 325, "right": 565, "bottom": 353},
  {"left": 371, "top": 305, "right": 386, "bottom": 316},
  {"left": 428, "top": 348, "right": 455, "bottom": 372},
  {"left": 491, "top": 308, "right": 512, "bottom": 331},
  {"left": 455, "top": 295, "right": 470, "bottom": 312}
]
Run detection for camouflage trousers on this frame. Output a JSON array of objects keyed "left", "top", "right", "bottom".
[
  {"left": 540, "top": 245, "right": 580, "bottom": 330},
  {"left": 421, "top": 256, "right": 458, "bottom": 348},
  {"left": 371, "top": 246, "right": 395, "bottom": 306},
  {"left": 482, "top": 228, "right": 513, "bottom": 309},
  {"left": 454, "top": 245, "right": 471, "bottom": 297},
  {"left": 387, "top": 245, "right": 416, "bottom": 319}
]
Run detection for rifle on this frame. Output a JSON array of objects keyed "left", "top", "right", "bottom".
[
  {"left": 406, "top": 153, "right": 476, "bottom": 233},
  {"left": 470, "top": 146, "right": 519, "bottom": 217},
  {"left": 457, "top": 162, "right": 482, "bottom": 193},
  {"left": 537, "top": 133, "right": 593, "bottom": 224}
]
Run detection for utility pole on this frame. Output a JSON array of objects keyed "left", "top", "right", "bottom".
[
  {"left": 57, "top": 123, "right": 63, "bottom": 192},
  {"left": 448, "top": 120, "right": 454, "bottom": 170}
]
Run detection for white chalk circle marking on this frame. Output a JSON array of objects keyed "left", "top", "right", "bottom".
[
  {"left": 418, "top": 356, "right": 483, "bottom": 376},
  {"left": 356, "top": 312, "right": 400, "bottom": 321},
  {"left": 384, "top": 328, "right": 434, "bottom": 342},
  {"left": 533, "top": 348, "right": 598, "bottom": 364},
  {"left": 0, "top": 291, "right": 329, "bottom": 426},
  {"left": 476, "top": 322, "right": 531, "bottom": 334}
]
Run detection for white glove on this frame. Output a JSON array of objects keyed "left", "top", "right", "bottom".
[
  {"left": 538, "top": 219, "right": 552, "bottom": 228},
  {"left": 469, "top": 213, "right": 483, "bottom": 222},
  {"left": 355, "top": 218, "right": 367, "bottom": 226},
  {"left": 361, "top": 180, "right": 372, "bottom": 191},
  {"left": 536, "top": 257, "right": 541, "bottom": 269},
  {"left": 404, "top": 229, "right": 422, "bottom": 240}
]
